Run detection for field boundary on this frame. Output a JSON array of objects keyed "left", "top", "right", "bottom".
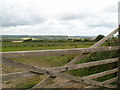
[{"left": 1, "top": 28, "right": 120, "bottom": 88}]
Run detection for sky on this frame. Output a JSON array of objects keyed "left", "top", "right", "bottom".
[{"left": 0, "top": 0, "right": 119, "bottom": 36}]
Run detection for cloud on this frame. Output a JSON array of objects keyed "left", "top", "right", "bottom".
[
  {"left": 60, "top": 13, "right": 92, "bottom": 21},
  {"left": 1, "top": 0, "right": 46, "bottom": 27},
  {"left": 2, "top": 15, "right": 45, "bottom": 27},
  {"left": 1, "top": 0, "right": 119, "bottom": 35},
  {"left": 86, "top": 16, "right": 117, "bottom": 28}
]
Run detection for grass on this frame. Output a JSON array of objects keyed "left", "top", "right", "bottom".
[
  {"left": 3, "top": 51, "right": 117, "bottom": 88},
  {"left": 2, "top": 65, "right": 24, "bottom": 74},
  {"left": 2, "top": 41, "right": 118, "bottom": 88},
  {"left": 2, "top": 41, "right": 94, "bottom": 52},
  {"left": 11, "top": 54, "right": 77, "bottom": 68},
  {"left": 65, "top": 50, "right": 118, "bottom": 83},
  {"left": 14, "top": 76, "right": 44, "bottom": 89},
  {"left": 2, "top": 75, "right": 46, "bottom": 89}
]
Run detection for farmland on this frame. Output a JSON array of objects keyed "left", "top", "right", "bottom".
[
  {"left": 2, "top": 35, "right": 118, "bottom": 88},
  {"left": 2, "top": 41, "right": 95, "bottom": 52},
  {"left": 2, "top": 35, "right": 96, "bottom": 52}
]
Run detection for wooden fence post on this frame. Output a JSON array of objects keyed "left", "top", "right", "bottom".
[{"left": 118, "top": 25, "right": 120, "bottom": 89}]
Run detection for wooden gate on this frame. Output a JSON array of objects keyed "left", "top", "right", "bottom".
[{"left": 1, "top": 28, "right": 120, "bottom": 89}]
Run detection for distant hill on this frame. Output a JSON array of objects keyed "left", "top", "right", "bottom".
[
  {"left": 1, "top": 35, "right": 96, "bottom": 41},
  {"left": 73, "top": 36, "right": 96, "bottom": 39}
]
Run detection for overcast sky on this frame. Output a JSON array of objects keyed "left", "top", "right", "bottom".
[{"left": 1, "top": 0, "right": 119, "bottom": 36}]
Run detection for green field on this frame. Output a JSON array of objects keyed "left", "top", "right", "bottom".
[
  {"left": 2, "top": 41, "right": 95, "bottom": 52},
  {"left": 2, "top": 40, "right": 118, "bottom": 88}
]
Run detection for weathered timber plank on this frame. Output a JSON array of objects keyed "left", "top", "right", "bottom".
[
  {"left": 30, "top": 59, "right": 117, "bottom": 88},
  {"left": 3, "top": 57, "right": 118, "bottom": 73},
  {"left": 47, "top": 71, "right": 116, "bottom": 88},
  {"left": 41, "top": 58, "right": 118, "bottom": 88},
  {"left": 65, "top": 53, "right": 88, "bottom": 66},
  {"left": 63, "top": 29, "right": 119, "bottom": 88},
  {"left": 85, "top": 77, "right": 118, "bottom": 88},
  {"left": 33, "top": 52, "right": 89, "bottom": 88},
  {"left": 66, "top": 29, "right": 118, "bottom": 65},
  {"left": 34, "top": 48, "right": 86, "bottom": 88},
  {"left": 2, "top": 29, "right": 118, "bottom": 89},
  {"left": 1, "top": 46, "right": 119, "bottom": 58},
  {"left": 102, "top": 77, "right": 118, "bottom": 84},
  {"left": 32, "top": 76, "right": 55, "bottom": 88},
  {"left": 34, "top": 52, "right": 87, "bottom": 88},
  {"left": 85, "top": 85, "right": 99, "bottom": 88},
  {"left": 50, "top": 58, "right": 118, "bottom": 72},
  {"left": 40, "top": 29, "right": 118, "bottom": 87},
  {"left": 2, "top": 57, "right": 115, "bottom": 88},
  {"left": 82, "top": 68, "right": 118, "bottom": 79},
  {"left": 39, "top": 29, "right": 118, "bottom": 88},
  {"left": 118, "top": 25, "right": 120, "bottom": 89},
  {"left": 2, "top": 57, "right": 47, "bottom": 74},
  {"left": 2, "top": 57, "right": 56, "bottom": 88},
  {"left": 44, "top": 81, "right": 78, "bottom": 88},
  {"left": 91, "top": 29, "right": 118, "bottom": 48},
  {"left": 2, "top": 71, "right": 41, "bottom": 81},
  {"left": 43, "top": 68, "right": 118, "bottom": 88}
]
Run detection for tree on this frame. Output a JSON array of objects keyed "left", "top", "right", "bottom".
[
  {"left": 84, "top": 38, "right": 89, "bottom": 42},
  {"left": 95, "top": 34, "right": 105, "bottom": 42},
  {"left": 73, "top": 39, "right": 82, "bottom": 42},
  {"left": 105, "top": 37, "right": 118, "bottom": 46},
  {"left": 23, "top": 38, "right": 32, "bottom": 42}
]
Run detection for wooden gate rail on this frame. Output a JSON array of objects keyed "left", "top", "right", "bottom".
[
  {"left": 118, "top": 25, "right": 120, "bottom": 89},
  {"left": 40, "top": 28, "right": 118, "bottom": 88},
  {"left": 2, "top": 58, "right": 118, "bottom": 81},
  {"left": 44, "top": 73, "right": 118, "bottom": 88},
  {"left": 1, "top": 46, "right": 119, "bottom": 58},
  {"left": 50, "top": 58, "right": 118, "bottom": 72},
  {"left": 82, "top": 68, "right": 118, "bottom": 79},
  {"left": 1, "top": 28, "right": 119, "bottom": 88},
  {"left": 34, "top": 28, "right": 118, "bottom": 88},
  {"left": 2, "top": 71, "right": 40, "bottom": 82},
  {"left": 2, "top": 57, "right": 118, "bottom": 88},
  {"left": 85, "top": 77, "right": 118, "bottom": 88}
]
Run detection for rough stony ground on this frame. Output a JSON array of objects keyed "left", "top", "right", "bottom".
[
  {"left": 2, "top": 75, "right": 47, "bottom": 88},
  {"left": 2, "top": 74, "right": 88, "bottom": 88},
  {"left": 2, "top": 59, "right": 88, "bottom": 88}
]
